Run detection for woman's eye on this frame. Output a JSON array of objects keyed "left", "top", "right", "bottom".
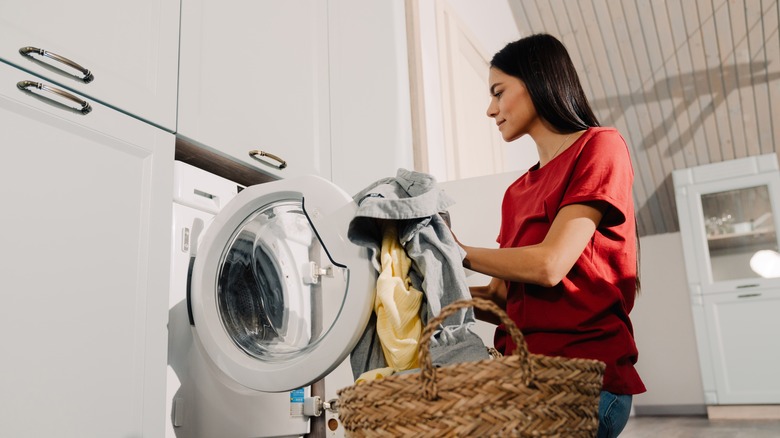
[{"left": 493, "top": 91, "right": 502, "bottom": 98}]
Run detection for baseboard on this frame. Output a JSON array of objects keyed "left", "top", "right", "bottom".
[
  {"left": 634, "top": 404, "right": 707, "bottom": 416},
  {"left": 707, "top": 405, "right": 780, "bottom": 420}
]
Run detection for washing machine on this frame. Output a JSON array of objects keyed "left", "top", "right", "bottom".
[{"left": 167, "top": 161, "right": 374, "bottom": 438}]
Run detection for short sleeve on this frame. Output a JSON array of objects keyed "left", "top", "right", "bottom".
[{"left": 561, "top": 130, "right": 634, "bottom": 227}]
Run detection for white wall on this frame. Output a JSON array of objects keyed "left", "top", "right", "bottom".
[
  {"left": 444, "top": 0, "right": 538, "bottom": 175},
  {"left": 416, "top": 0, "right": 536, "bottom": 182},
  {"left": 445, "top": 0, "right": 521, "bottom": 54},
  {"left": 632, "top": 232, "right": 705, "bottom": 413}
]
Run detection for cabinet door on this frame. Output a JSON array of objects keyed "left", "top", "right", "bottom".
[
  {"left": 178, "top": 0, "right": 331, "bottom": 180},
  {"left": 698, "top": 181, "right": 779, "bottom": 287},
  {"left": 674, "top": 155, "right": 780, "bottom": 293},
  {"left": 0, "top": 63, "right": 173, "bottom": 437},
  {"left": 0, "top": 0, "right": 180, "bottom": 130},
  {"left": 328, "top": 0, "right": 413, "bottom": 195},
  {"left": 703, "top": 289, "right": 780, "bottom": 404}
]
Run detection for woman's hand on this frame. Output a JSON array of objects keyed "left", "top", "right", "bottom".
[{"left": 469, "top": 277, "right": 507, "bottom": 325}]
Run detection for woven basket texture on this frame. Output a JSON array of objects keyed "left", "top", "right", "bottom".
[{"left": 337, "top": 298, "right": 606, "bottom": 437}]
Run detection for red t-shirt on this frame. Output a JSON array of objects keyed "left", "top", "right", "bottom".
[{"left": 495, "top": 127, "right": 646, "bottom": 395}]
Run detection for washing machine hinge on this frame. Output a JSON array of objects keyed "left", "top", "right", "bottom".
[
  {"left": 302, "top": 261, "right": 333, "bottom": 285},
  {"left": 303, "top": 396, "right": 339, "bottom": 417}
]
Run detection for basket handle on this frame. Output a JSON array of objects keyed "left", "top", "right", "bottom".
[{"left": 418, "top": 298, "right": 533, "bottom": 400}]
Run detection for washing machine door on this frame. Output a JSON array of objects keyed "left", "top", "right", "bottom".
[{"left": 189, "top": 175, "right": 375, "bottom": 392}]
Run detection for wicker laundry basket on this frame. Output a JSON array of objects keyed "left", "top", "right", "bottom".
[{"left": 337, "top": 298, "right": 606, "bottom": 437}]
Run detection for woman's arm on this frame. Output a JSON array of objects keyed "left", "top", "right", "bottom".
[{"left": 462, "top": 202, "right": 607, "bottom": 287}]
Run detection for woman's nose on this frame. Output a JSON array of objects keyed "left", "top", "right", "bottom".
[{"left": 486, "top": 99, "right": 497, "bottom": 118}]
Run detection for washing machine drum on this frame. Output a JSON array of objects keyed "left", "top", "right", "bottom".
[{"left": 189, "top": 175, "right": 374, "bottom": 392}]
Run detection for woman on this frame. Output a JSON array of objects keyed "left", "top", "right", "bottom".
[{"left": 458, "top": 33, "right": 646, "bottom": 438}]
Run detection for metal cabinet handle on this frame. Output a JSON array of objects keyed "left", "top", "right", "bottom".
[
  {"left": 19, "top": 46, "right": 94, "bottom": 83},
  {"left": 736, "top": 283, "right": 760, "bottom": 289},
  {"left": 249, "top": 150, "right": 287, "bottom": 170},
  {"left": 17, "top": 80, "right": 92, "bottom": 114},
  {"left": 737, "top": 293, "right": 761, "bottom": 299}
]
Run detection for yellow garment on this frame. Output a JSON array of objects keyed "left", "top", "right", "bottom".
[
  {"left": 374, "top": 221, "right": 423, "bottom": 371},
  {"left": 355, "top": 367, "right": 395, "bottom": 384}
]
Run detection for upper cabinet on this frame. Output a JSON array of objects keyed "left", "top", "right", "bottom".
[
  {"left": 177, "top": 0, "right": 413, "bottom": 192},
  {"left": 327, "top": 0, "right": 413, "bottom": 195},
  {"left": 0, "top": 0, "right": 181, "bottom": 131},
  {"left": 177, "top": 0, "right": 332, "bottom": 181}
]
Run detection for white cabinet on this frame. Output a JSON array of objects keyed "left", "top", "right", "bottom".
[
  {"left": 674, "top": 154, "right": 780, "bottom": 405},
  {"left": 0, "top": 61, "right": 173, "bottom": 437},
  {"left": 327, "top": 0, "right": 413, "bottom": 196},
  {"left": 177, "top": 0, "right": 413, "bottom": 191},
  {"left": 674, "top": 155, "right": 780, "bottom": 294},
  {"left": 0, "top": 0, "right": 180, "bottom": 130},
  {"left": 177, "top": 0, "right": 331, "bottom": 180},
  {"left": 700, "top": 289, "right": 780, "bottom": 404}
]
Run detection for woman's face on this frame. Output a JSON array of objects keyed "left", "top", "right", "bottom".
[{"left": 486, "top": 67, "right": 538, "bottom": 142}]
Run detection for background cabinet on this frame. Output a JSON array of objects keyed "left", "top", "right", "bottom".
[
  {"left": 674, "top": 155, "right": 780, "bottom": 294},
  {"left": 674, "top": 154, "right": 780, "bottom": 406},
  {"left": 177, "top": 0, "right": 413, "bottom": 194},
  {"left": 0, "top": 0, "right": 180, "bottom": 130},
  {"left": 701, "top": 289, "right": 780, "bottom": 404},
  {"left": 0, "top": 60, "right": 173, "bottom": 437}
]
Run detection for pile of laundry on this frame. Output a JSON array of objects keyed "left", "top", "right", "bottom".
[{"left": 347, "top": 169, "right": 489, "bottom": 382}]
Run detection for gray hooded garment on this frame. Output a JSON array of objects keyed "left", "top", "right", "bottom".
[{"left": 348, "top": 168, "right": 488, "bottom": 379}]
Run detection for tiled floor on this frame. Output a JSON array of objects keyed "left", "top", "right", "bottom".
[{"left": 621, "top": 416, "right": 780, "bottom": 437}]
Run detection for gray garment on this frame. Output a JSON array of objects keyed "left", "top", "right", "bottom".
[{"left": 348, "top": 168, "right": 488, "bottom": 379}]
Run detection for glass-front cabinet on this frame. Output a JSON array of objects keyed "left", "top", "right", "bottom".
[
  {"left": 702, "top": 184, "right": 777, "bottom": 283},
  {"left": 673, "top": 153, "right": 780, "bottom": 407},
  {"left": 675, "top": 154, "right": 780, "bottom": 293}
]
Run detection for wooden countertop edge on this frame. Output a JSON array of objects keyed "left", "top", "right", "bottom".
[{"left": 175, "top": 137, "right": 278, "bottom": 187}]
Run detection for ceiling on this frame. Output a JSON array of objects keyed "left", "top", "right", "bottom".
[{"left": 507, "top": 0, "right": 780, "bottom": 236}]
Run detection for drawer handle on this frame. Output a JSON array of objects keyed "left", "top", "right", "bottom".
[
  {"left": 249, "top": 150, "right": 287, "bottom": 170},
  {"left": 17, "top": 80, "right": 92, "bottom": 115},
  {"left": 736, "top": 283, "right": 760, "bottom": 289},
  {"left": 19, "top": 46, "right": 94, "bottom": 83},
  {"left": 737, "top": 293, "right": 761, "bottom": 299}
]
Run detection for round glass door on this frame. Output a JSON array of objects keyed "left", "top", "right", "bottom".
[
  {"left": 217, "top": 199, "right": 336, "bottom": 362},
  {"left": 189, "top": 176, "right": 374, "bottom": 392}
]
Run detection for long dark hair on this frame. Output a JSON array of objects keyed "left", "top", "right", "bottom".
[{"left": 490, "top": 33, "right": 600, "bottom": 133}]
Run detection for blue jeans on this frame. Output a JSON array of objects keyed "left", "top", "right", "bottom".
[{"left": 597, "top": 391, "right": 632, "bottom": 438}]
